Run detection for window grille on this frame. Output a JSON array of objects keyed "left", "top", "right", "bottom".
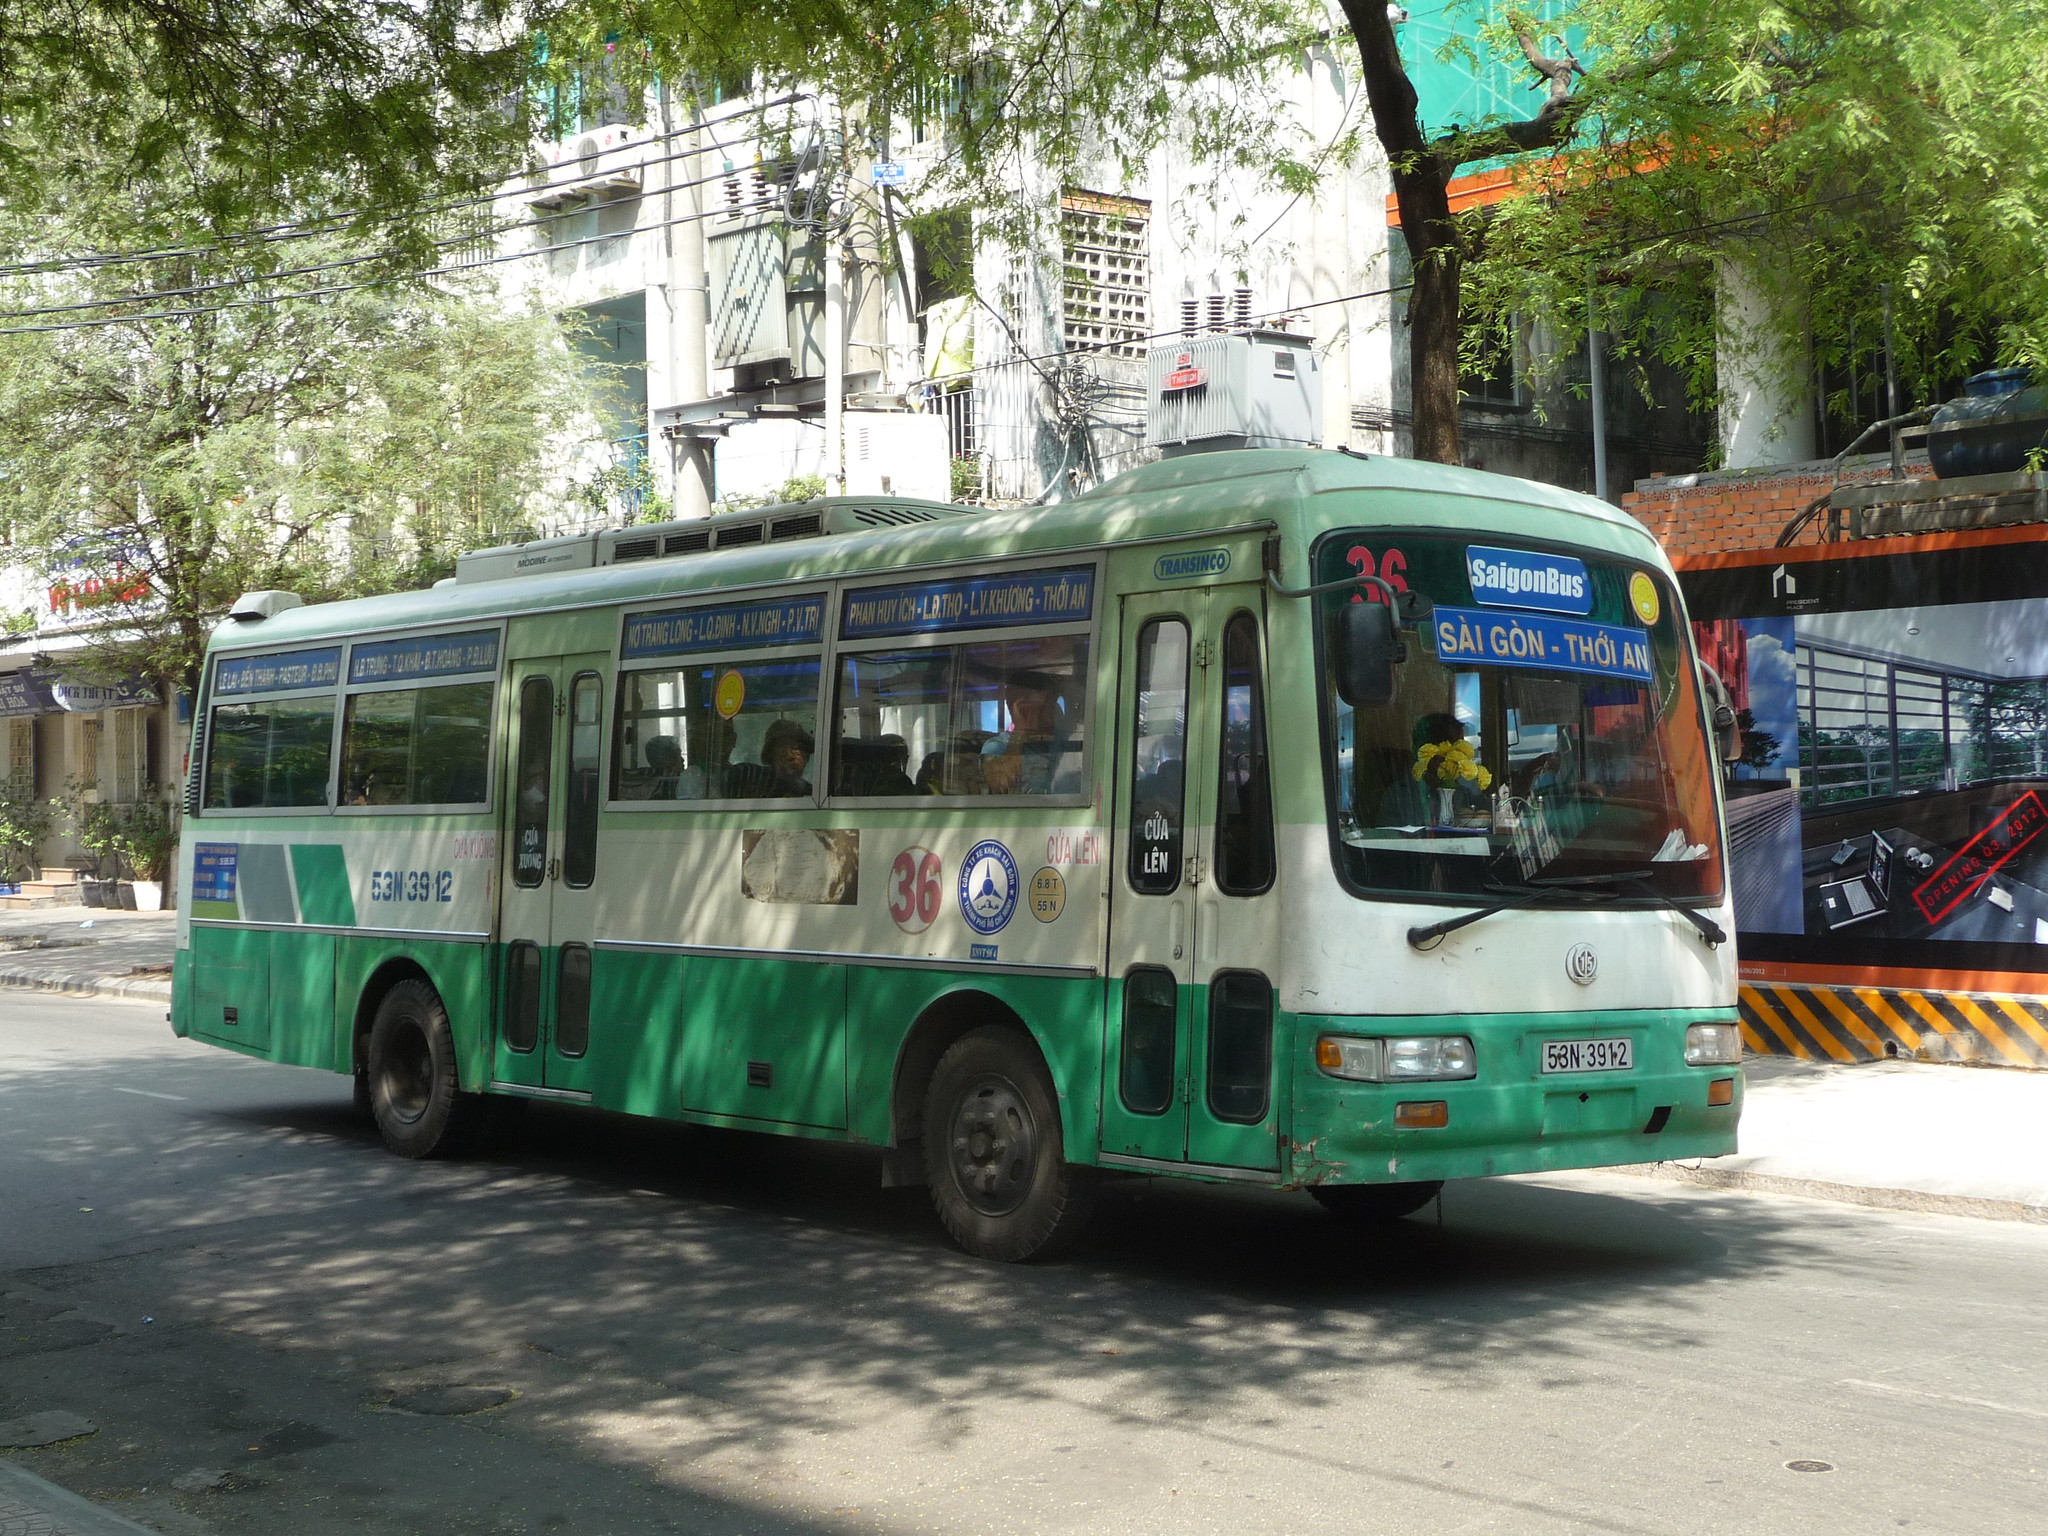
[{"left": 1060, "top": 190, "right": 1150, "bottom": 360}]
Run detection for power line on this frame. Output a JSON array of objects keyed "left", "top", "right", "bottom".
[
  {"left": 0, "top": 91, "right": 819, "bottom": 284},
  {"left": 0, "top": 197, "right": 784, "bottom": 336}
]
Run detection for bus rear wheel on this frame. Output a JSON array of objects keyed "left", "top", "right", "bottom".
[
  {"left": 922, "top": 1026, "right": 1096, "bottom": 1263},
  {"left": 367, "top": 979, "right": 485, "bottom": 1159},
  {"left": 1308, "top": 1181, "right": 1442, "bottom": 1222}
]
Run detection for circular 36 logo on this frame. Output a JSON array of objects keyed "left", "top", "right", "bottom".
[{"left": 958, "top": 840, "right": 1020, "bottom": 935}]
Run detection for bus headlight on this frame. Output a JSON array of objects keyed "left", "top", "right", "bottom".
[
  {"left": 1316, "top": 1035, "right": 1476, "bottom": 1081},
  {"left": 1684, "top": 1023, "right": 1743, "bottom": 1065}
]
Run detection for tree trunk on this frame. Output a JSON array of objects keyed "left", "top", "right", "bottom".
[{"left": 1341, "top": 1, "right": 1464, "bottom": 464}]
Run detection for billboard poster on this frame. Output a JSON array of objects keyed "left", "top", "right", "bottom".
[{"left": 1681, "top": 534, "right": 2048, "bottom": 977}]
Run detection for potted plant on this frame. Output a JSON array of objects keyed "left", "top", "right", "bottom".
[
  {"left": 0, "top": 773, "right": 54, "bottom": 892},
  {"left": 112, "top": 792, "right": 180, "bottom": 912},
  {"left": 71, "top": 790, "right": 123, "bottom": 907}
]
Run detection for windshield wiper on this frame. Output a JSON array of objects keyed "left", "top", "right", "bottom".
[
  {"left": 1608, "top": 873, "right": 1727, "bottom": 948},
  {"left": 1406, "top": 875, "right": 1612, "bottom": 950},
  {"left": 1405, "top": 870, "right": 1726, "bottom": 951}
]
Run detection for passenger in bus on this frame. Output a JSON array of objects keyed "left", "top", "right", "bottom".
[
  {"left": 643, "top": 735, "right": 683, "bottom": 799},
  {"left": 915, "top": 732, "right": 993, "bottom": 795},
  {"left": 981, "top": 670, "right": 1081, "bottom": 795},
  {"left": 723, "top": 718, "right": 814, "bottom": 798}
]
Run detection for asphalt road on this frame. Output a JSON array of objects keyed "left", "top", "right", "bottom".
[{"left": 3, "top": 995, "right": 2044, "bottom": 1536}]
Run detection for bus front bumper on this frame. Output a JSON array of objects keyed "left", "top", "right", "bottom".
[{"left": 1286, "top": 1010, "right": 1743, "bottom": 1186}]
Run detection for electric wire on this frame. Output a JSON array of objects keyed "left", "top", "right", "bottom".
[{"left": 0, "top": 91, "right": 818, "bottom": 284}]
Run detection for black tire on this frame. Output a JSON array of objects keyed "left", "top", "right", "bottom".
[
  {"left": 366, "top": 979, "right": 487, "bottom": 1159},
  {"left": 922, "top": 1026, "right": 1096, "bottom": 1262},
  {"left": 1308, "top": 1181, "right": 1443, "bottom": 1222}
]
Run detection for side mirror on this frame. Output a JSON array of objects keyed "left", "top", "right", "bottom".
[
  {"left": 1700, "top": 663, "right": 1744, "bottom": 763},
  {"left": 1333, "top": 600, "right": 1407, "bottom": 708}
]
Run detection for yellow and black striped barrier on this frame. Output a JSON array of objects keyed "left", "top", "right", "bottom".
[{"left": 1739, "top": 982, "right": 2048, "bottom": 1070}]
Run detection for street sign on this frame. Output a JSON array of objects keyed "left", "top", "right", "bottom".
[{"left": 869, "top": 161, "right": 911, "bottom": 187}]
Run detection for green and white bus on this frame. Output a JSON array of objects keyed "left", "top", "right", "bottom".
[{"left": 172, "top": 448, "right": 1743, "bottom": 1261}]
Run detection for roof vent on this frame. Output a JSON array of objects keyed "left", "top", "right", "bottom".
[
  {"left": 228, "top": 590, "right": 304, "bottom": 622},
  {"left": 664, "top": 529, "right": 711, "bottom": 555},
  {"left": 769, "top": 512, "right": 823, "bottom": 540},
  {"left": 611, "top": 535, "right": 660, "bottom": 562}
]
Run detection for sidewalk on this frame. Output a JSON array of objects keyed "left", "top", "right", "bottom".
[
  {"left": 2, "top": 907, "right": 2041, "bottom": 1223},
  {"left": 1618, "top": 1053, "right": 2048, "bottom": 1223},
  {"left": 0, "top": 906, "right": 175, "bottom": 1004},
  {"left": 0, "top": 1457, "right": 155, "bottom": 1536}
]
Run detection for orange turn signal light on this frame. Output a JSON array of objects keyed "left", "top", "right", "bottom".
[
  {"left": 1315, "top": 1039, "right": 1346, "bottom": 1070},
  {"left": 1707, "top": 1077, "right": 1735, "bottom": 1107},
  {"left": 1394, "top": 1100, "right": 1450, "bottom": 1129}
]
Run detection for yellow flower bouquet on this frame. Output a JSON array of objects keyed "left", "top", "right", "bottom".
[{"left": 1412, "top": 738, "right": 1493, "bottom": 792}]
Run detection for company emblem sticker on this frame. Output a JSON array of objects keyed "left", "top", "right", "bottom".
[
  {"left": 1628, "top": 571, "right": 1661, "bottom": 626},
  {"left": 1465, "top": 545, "right": 1592, "bottom": 616},
  {"left": 1027, "top": 866, "right": 1067, "bottom": 923},
  {"left": 714, "top": 669, "right": 746, "bottom": 719},
  {"left": 959, "top": 840, "right": 1020, "bottom": 935},
  {"left": 1565, "top": 943, "right": 1599, "bottom": 986},
  {"left": 887, "top": 846, "right": 944, "bottom": 934},
  {"left": 1153, "top": 548, "right": 1232, "bottom": 582}
]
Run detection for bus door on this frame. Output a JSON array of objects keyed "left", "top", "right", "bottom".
[
  {"left": 493, "top": 653, "right": 610, "bottom": 1096},
  {"left": 1102, "top": 585, "right": 1284, "bottom": 1173}
]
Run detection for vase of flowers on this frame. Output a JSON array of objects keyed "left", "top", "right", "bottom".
[{"left": 1413, "top": 737, "right": 1492, "bottom": 825}]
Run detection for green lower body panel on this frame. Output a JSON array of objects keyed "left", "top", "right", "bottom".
[{"left": 1285, "top": 1006, "right": 1743, "bottom": 1186}]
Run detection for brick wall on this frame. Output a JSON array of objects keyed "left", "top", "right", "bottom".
[{"left": 1622, "top": 454, "right": 1933, "bottom": 557}]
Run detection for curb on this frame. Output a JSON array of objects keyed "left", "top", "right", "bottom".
[
  {"left": 0, "top": 968, "right": 171, "bottom": 1006},
  {"left": 0, "top": 1458, "right": 159, "bottom": 1535},
  {"left": 1615, "top": 1161, "right": 2048, "bottom": 1226}
]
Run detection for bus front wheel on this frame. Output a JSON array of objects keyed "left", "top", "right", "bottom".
[
  {"left": 922, "top": 1026, "right": 1096, "bottom": 1262},
  {"left": 1308, "top": 1181, "right": 1442, "bottom": 1222},
  {"left": 367, "top": 980, "right": 485, "bottom": 1159}
]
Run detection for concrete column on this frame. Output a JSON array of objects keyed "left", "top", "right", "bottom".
[
  {"left": 1716, "top": 255, "right": 1816, "bottom": 470},
  {"left": 665, "top": 98, "right": 713, "bottom": 518}
]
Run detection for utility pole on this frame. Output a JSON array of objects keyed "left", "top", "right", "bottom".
[
  {"left": 666, "top": 89, "right": 713, "bottom": 519},
  {"left": 1589, "top": 282, "right": 1610, "bottom": 502},
  {"left": 824, "top": 237, "right": 846, "bottom": 496}
]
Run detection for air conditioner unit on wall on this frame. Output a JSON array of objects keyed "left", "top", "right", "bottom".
[{"left": 1145, "top": 330, "right": 1321, "bottom": 455}]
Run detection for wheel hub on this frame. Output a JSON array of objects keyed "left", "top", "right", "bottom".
[
  {"left": 382, "top": 1022, "right": 433, "bottom": 1125},
  {"left": 948, "top": 1074, "right": 1037, "bottom": 1217}
]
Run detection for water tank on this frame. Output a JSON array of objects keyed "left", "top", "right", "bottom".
[{"left": 1927, "top": 369, "right": 2048, "bottom": 478}]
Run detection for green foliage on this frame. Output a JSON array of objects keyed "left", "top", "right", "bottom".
[
  {"left": 65, "top": 783, "right": 124, "bottom": 880},
  {"left": 0, "top": 0, "right": 533, "bottom": 250},
  {"left": 0, "top": 108, "right": 617, "bottom": 693},
  {"left": 712, "top": 474, "right": 828, "bottom": 515},
  {"left": 0, "top": 775, "right": 54, "bottom": 884},
  {"left": 109, "top": 792, "right": 181, "bottom": 885},
  {"left": 1463, "top": 0, "right": 2048, "bottom": 426},
  {"left": 949, "top": 455, "right": 983, "bottom": 503}
]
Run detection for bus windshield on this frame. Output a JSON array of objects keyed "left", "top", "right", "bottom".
[{"left": 1320, "top": 531, "right": 1723, "bottom": 902}]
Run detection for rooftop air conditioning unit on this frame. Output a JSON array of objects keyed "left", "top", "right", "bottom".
[
  {"left": 451, "top": 532, "right": 598, "bottom": 585},
  {"left": 1145, "top": 329, "right": 1321, "bottom": 455},
  {"left": 594, "top": 496, "right": 980, "bottom": 569}
]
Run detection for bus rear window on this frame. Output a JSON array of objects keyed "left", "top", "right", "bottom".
[
  {"left": 203, "top": 697, "right": 335, "bottom": 809},
  {"left": 339, "top": 682, "right": 493, "bottom": 807}
]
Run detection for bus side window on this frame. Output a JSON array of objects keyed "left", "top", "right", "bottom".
[
  {"left": 1214, "top": 611, "right": 1275, "bottom": 895},
  {"left": 1128, "top": 618, "right": 1189, "bottom": 894},
  {"left": 505, "top": 941, "right": 542, "bottom": 1052},
  {"left": 1120, "top": 966, "right": 1179, "bottom": 1115},
  {"left": 563, "top": 672, "right": 602, "bottom": 887}
]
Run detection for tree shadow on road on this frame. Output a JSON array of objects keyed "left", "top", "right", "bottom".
[{"left": 1, "top": 1046, "right": 1896, "bottom": 1530}]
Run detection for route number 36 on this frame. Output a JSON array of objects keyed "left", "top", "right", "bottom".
[{"left": 888, "top": 847, "right": 943, "bottom": 934}]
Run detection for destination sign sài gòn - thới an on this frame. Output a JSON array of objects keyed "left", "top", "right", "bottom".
[{"left": 1430, "top": 606, "right": 1653, "bottom": 683}]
